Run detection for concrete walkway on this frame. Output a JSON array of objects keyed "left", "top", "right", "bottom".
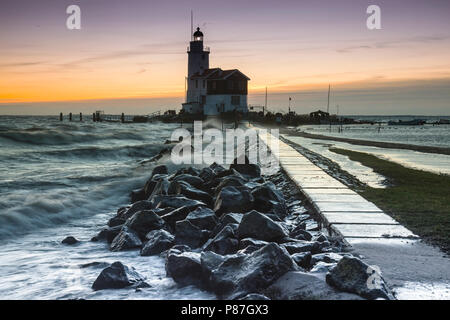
[{"left": 258, "top": 130, "right": 450, "bottom": 299}]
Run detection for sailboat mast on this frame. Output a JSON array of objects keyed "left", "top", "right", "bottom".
[{"left": 327, "top": 84, "right": 330, "bottom": 114}]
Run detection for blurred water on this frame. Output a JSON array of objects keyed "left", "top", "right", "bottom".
[{"left": 0, "top": 116, "right": 214, "bottom": 300}]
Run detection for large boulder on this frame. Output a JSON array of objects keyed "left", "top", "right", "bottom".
[
  {"left": 229, "top": 163, "right": 261, "bottom": 179},
  {"left": 213, "top": 173, "right": 247, "bottom": 196},
  {"left": 124, "top": 210, "right": 165, "bottom": 238},
  {"left": 151, "top": 195, "right": 206, "bottom": 210},
  {"left": 326, "top": 256, "right": 394, "bottom": 300},
  {"left": 199, "top": 167, "right": 216, "bottom": 183},
  {"left": 92, "top": 262, "right": 149, "bottom": 291},
  {"left": 140, "top": 229, "right": 175, "bottom": 256},
  {"left": 148, "top": 177, "right": 170, "bottom": 199},
  {"left": 151, "top": 165, "right": 169, "bottom": 178},
  {"left": 211, "top": 213, "right": 243, "bottom": 237},
  {"left": 175, "top": 220, "right": 210, "bottom": 248},
  {"left": 210, "top": 243, "right": 295, "bottom": 296},
  {"left": 118, "top": 200, "right": 153, "bottom": 220},
  {"left": 251, "top": 182, "right": 287, "bottom": 217},
  {"left": 185, "top": 207, "right": 218, "bottom": 230},
  {"left": 175, "top": 181, "right": 213, "bottom": 206},
  {"left": 161, "top": 205, "right": 204, "bottom": 230},
  {"left": 130, "top": 188, "right": 146, "bottom": 203},
  {"left": 236, "top": 210, "right": 287, "bottom": 242},
  {"left": 265, "top": 271, "right": 363, "bottom": 300},
  {"left": 214, "top": 186, "right": 254, "bottom": 216},
  {"left": 200, "top": 251, "right": 226, "bottom": 290},
  {"left": 291, "top": 252, "right": 312, "bottom": 269},
  {"left": 310, "top": 253, "right": 344, "bottom": 267},
  {"left": 281, "top": 241, "right": 317, "bottom": 254},
  {"left": 172, "top": 174, "right": 204, "bottom": 189},
  {"left": 203, "top": 224, "right": 239, "bottom": 255},
  {"left": 238, "top": 238, "right": 268, "bottom": 251},
  {"left": 110, "top": 227, "right": 143, "bottom": 252},
  {"left": 165, "top": 250, "right": 203, "bottom": 287}
]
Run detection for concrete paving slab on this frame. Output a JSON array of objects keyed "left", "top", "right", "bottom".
[
  {"left": 322, "top": 211, "right": 399, "bottom": 225},
  {"left": 301, "top": 188, "right": 358, "bottom": 195},
  {"left": 307, "top": 193, "right": 370, "bottom": 202},
  {"left": 314, "top": 201, "right": 383, "bottom": 213},
  {"left": 333, "top": 223, "right": 417, "bottom": 238}
]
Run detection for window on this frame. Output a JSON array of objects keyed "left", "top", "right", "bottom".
[
  {"left": 195, "top": 80, "right": 198, "bottom": 88},
  {"left": 212, "top": 81, "right": 216, "bottom": 90},
  {"left": 231, "top": 96, "right": 240, "bottom": 106},
  {"left": 203, "top": 80, "right": 205, "bottom": 88},
  {"left": 228, "top": 80, "right": 234, "bottom": 90}
]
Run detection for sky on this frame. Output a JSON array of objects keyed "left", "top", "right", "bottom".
[{"left": 1, "top": 0, "right": 450, "bottom": 115}]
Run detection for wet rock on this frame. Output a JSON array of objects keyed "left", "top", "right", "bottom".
[
  {"left": 148, "top": 177, "right": 170, "bottom": 198},
  {"left": 80, "top": 261, "right": 110, "bottom": 269},
  {"left": 165, "top": 250, "right": 202, "bottom": 287},
  {"left": 199, "top": 167, "right": 215, "bottom": 182},
  {"left": 326, "top": 256, "right": 394, "bottom": 300},
  {"left": 290, "top": 228, "right": 313, "bottom": 241},
  {"left": 238, "top": 238, "right": 268, "bottom": 250},
  {"left": 265, "top": 271, "right": 363, "bottom": 300},
  {"left": 161, "top": 205, "right": 204, "bottom": 229},
  {"left": 175, "top": 181, "right": 213, "bottom": 206},
  {"left": 110, "top": 227, "right": 143, "bottom": 252},
  {"left": 213, "top": 174, "right": 247, "bottom": 196},
  {"left": 172, "top": 174, "right": 204, "bottom": 189},
  {"left": 310, "top": 262, "right": 337, "bottom": 274},
  {"left": 291, "top": 252, "right": 312, "bottom": 269},
  {"left": 210, "top": 162, "right": 226, "bottom": 174},
  {"left": 175, "top": 220, "right": 210, "bottom": 248},
  {"left": 211, "top": 213, "right": 243, "bottom": 237},
  {"left": 92, "top": 261, "right": 149, "bottom": 291},
  {"left": 203, "top": 224, "right": 239, "bottom": 255},
  {"left": 185, "top": 207, "right": 218, "bottom": 230},
  {"left": 236, "top": 210, "right": 287, "bottom": 242},
  {"left": 140, "top": 230, "right": 175, "bottom": 256},
  {"left": 214, "top": 186, "right": 254, "bottom": 216},
  {"left": 124, "top": 210, "right": 166, "bottom": 238},
  {"left": 251, "top": 182, "right": 286, "bottom": 217},
  {"left": 118, "top": 200, "right": 153, "bottom": 220},
  {"left": 107, "top": 216, "right": 126, "bottom": 228},
  {"left": 229, "top": 163, "right": 261, "bottom": 179},
  {"left": 62, "top": 236, "right": 79, "bottom": 245},
  {"left": 310, "top": 253, "right": 344, "bottom": 267},
  {"left": 151, "top": 165, "right": 169, "bottom": 178},
  {"left": 151, "top": 195, "right": 206, "bottom": 210},
  {"left": 281, "top": 241, "right": 319, "bottom": 255},
  {"left": 239, "top": 294, "right": 271, "bottom": 300},
  {"left": 200, "top": 251, "right": 226, "bottom": 289},
  {"left": 210, "top": 243, "right": 295, "bottom": 296},
  {"left": 130, "top": 188, "right": 146, "bottom": 203},
  {"left": 237, "top": 245, "right": 261, "bottom": 255}
]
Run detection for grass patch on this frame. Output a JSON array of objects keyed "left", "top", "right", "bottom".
[{"left": 329, "top": 147, "right": 450, "bottom": 253}]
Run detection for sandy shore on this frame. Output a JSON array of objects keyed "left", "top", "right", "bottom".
[{"left": 280, "top": 129, "right": 450, "bottom": 156}]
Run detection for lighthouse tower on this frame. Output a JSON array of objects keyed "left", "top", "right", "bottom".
[{"left": 187, "top": 27, "right": 210, "bottom": 77}]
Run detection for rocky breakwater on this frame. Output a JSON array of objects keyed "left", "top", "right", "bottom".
[{"left": 86, "top": 160, "right": 394, "bottom": 300}]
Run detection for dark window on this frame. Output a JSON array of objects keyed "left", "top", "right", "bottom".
[
  {"left": 202, "top": 54, "right": 205, "bottom": 60},
  {"left": 195, "top": 80, "right": 198, "bottom": 88},
  {"left": 212, "top": 81, "right": 216, "bottom": 90},
  {"left": 228, "top": 80, "right": 234, "bottom": 90},
  {"left": 201, "top": 95, "right": 206, "bottom": 104},
  {"left": 231, "top": 96, "right": 240, "bottom": 105},
  {"left": 203, "top": 80, "right": 205, "bottom": 88}
]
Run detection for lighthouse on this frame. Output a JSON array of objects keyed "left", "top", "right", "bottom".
[
  {"left": 182, "top": 27, "right": 250, "bottom": 116},
  {"left": 188, "top": 27, "right": 210, "bottom": 78}
]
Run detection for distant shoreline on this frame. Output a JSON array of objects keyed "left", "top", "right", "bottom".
[{"left": 281, "top": 129, "right": 450, "bottom": 156}]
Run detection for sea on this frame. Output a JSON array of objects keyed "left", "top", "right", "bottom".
[{"left": 0, "top": 114, "right": 448, "bottom": 299}]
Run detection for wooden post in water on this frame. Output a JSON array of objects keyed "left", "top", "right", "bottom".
[
  {"left": 80, "top": 113, "right": 82, "bottom": 121},
  {"left": 92, "top": 112, "right": 96, "bottom": 122},
  {"left": 59, "top": 112, "right": 63, "bottom": 121},
  {"left": 121, "top": 113, "right": 125, "bottom": 123},
  {"left": 69, "top": 112, "right": 72, "bottom": 121}
]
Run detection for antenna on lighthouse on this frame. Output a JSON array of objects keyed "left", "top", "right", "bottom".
[{"left": 191, "top": 10, "right": 194, "bottom": 41}]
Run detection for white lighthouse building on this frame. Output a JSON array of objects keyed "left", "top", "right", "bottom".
[{"left": 182, "top": 27, "right": 250, "bottom": 116}]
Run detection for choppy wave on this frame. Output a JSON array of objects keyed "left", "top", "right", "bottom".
[{"left": 0, "top": 128, "right": 146, "bottom": 145}]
